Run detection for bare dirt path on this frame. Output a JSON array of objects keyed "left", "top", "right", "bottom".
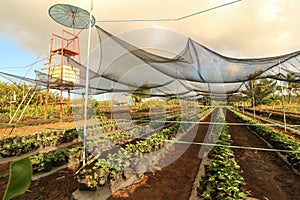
[
  {"left": 226, "top": 111, "right": 300, "bottom": 200},
  {"left": 108, "top": 113, "right": 213, "bottom": 200},
  {"left": 0, "top": 121, "right": 76, "bottom": 138}
]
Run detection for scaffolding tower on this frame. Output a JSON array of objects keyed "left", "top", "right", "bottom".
[{"left": 45, "top": 29, "right": 81, "bottom": 120}]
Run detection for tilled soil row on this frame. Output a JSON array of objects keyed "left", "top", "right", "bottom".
[{"left": 226, "top": 111, "right": 300, "bottom": 200}]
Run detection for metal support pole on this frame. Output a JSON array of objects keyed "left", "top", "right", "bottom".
[
  {"left": 110, "top": 78, "right": 113, "bottom": 121},
  {"left": 68, "top": 89, "right": 71, "bottom": 116},
  {"left": 279, "top": 61, "right": 287, "bottom": 131},
  {"left": 281, "top": 85, "right": 287, "bottom": 131},
  {"left": 9, "top": 95, "right": 12, "bottom": 120},
  {"left": 251, "top": 80, "right": 256, "bottom": 119},
  {"left": 60, "top": 31, "right": 64, "bottom": 121},
  {"left": 83, "top": 0, "right": 93, "bottom": 165},
  {"left": 242, "top": 100, "right": 244, "bottom": 114}
]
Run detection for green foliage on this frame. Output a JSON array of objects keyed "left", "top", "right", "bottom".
[
  {"left": 77, "top": 107, "right": 213, "bottom": 192},
  {"left": 0, "top": 129, "right": 78, "bottom": 158},
  {"left": 243, "top": 79, "right": 277, "bottom": 106},
  {"left": 127, "top": 83, "right": 151, "bottom": 106},
  {"left": 166, "top": 98, "right": 180, "bottom": 105},
  {"left": 30, "top": 148, "right": 70, "bottom": 172},
  {"left": 69, "top": 145, "right": 83, "bottom": 159},
  {"left": 2, "top": 157, "right": 32, "bottom": 200},
  {"left": 198, "top": 108, "right": 247, "bottom": 199},
  {"left": 283, "top": 73, "right": 300, "bottom": 104},
  {"left": 137, "top": 100, "right": 166, "bottom": 112},
  {"left": 97, "top": 100, "right": 116, "bottom": 107},
  {"left": 0, "top": 81, "right": 59, "bottom": 118}
]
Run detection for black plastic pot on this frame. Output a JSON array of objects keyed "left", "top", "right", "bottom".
[
  {"left": 53, "top": 159, "right": 66, "bottom": 167},
  {"left": 36, "top": 162, "right": 53, "bottom": 173}
]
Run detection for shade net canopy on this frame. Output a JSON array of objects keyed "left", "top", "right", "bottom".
[{"left": 1, "top": 25, "right": 300, "bottom": 100}]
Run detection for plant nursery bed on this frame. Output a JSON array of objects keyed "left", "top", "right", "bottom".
[
  {"left": 0, "top": 109, "right": 209, "bottom": 200},
  {"left": 226, "top": 111, "right": 300, "bottom": 200},
  {"left": 106, "top": 112, "right": 213, "bottom": 200}
]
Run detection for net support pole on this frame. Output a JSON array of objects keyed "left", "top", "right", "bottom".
[
  {"left": 9, "top": 95, "right": 12, "bottom": 120},
  {"left": 251, "top": 80, "right": 256, "bottom": 119},
  {"left": 242, "top": 99, "right": 245, "bottom": 114},
  {"left": 110, "top": 79, "right": 113, "bottom": 122},
  {"left": 83, "top": 0, "right": 93, "bottom": 165},
  {"left": 279, "top": 61, "right": 287, "bottom": 131}
]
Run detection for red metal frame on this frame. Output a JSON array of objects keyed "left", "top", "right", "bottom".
[{"left": 45, "top": 29, "right": 81, "bottom": 120}]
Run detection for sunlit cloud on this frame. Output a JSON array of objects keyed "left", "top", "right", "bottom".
[{"left": 0, "top": 0, "right": 299, "bottom": 62}]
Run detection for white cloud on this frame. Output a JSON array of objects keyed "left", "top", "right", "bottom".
[
  {"left": 258, "top": 0, "right": 282, "bottom": 22},
  {"left": 0, "top": 0, "right": 299, "bottom": 61}
]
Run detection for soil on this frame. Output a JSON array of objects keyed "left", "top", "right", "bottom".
[
  {"left": 0, "top": 161, "right": 79, "bottom": 200},
  {"left": 226, "top": 111, "right": 300, "bottom": 200},
  {"left": 0, "top": 121, "right": 76, "bottom": 138}
]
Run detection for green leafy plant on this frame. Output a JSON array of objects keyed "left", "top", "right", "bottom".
[
  {"left": 2, "top": 157, "right": 32, "bottom": 200},
  {"left": 198, "top": 108, "right": 247, "bottom": 199}
]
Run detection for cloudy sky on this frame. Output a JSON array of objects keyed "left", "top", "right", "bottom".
[{"left": 0, "top": 0, "right": 299, "bottom": 77}]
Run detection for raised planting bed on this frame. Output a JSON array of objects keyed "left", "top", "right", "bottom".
[
  {"left": 0, "top": 107, "right": 212, "bottom": 199},
  {"left": 197, "top": 108, "right": 247, "bottom": 199},
  {"left": 244, "top": 108, "right": 300, "bottom": 129},
  {"left": 72, "top": 107, "right": 206, "bottom": 198},
  {"left": 84, "top": 107, "right": 207, "bottom": 156},
  {"left": 226, "top": 109, "right": 300, "bottom": 199},
  {"left": 229, "top": 108, "right": 300, "bottom": 172},
  {"left": 75, "top": 121, "right": 184, "bottom": 191}
]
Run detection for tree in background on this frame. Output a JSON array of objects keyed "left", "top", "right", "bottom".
[
  {"left": 127, "top": 82, "right": 150, "bottom": 106},
  {"left": 243, "top": 79, "right": 277, "bottom": 106},
  {"left": 283, "top": 73, "right": 300, "bottom": 104},
  {"left": 0, "top": 81, "right": 59, "bottom": 117}
]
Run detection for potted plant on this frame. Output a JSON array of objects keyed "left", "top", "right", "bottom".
[
  {"left": 78, "top": 169, "right": 97, "bottom": 191},
  {"left": 30, "top": 153, "right": 53, "bottom": 173},
  {"left": 52, "top": 148, "right": 69, "bottom": 166}
]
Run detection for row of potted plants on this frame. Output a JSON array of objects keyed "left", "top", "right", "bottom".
[
  {"left": 77, "top": 121, "right": 182, "bottom": 191},
  {"left": 0, "top": 129, "right": 79, "bottom": 157},
  {"left": 30, "top": 145, "right": 83, "bottom": 173},
  {"left": 198, "top": 108, "right": 247, "bottom": 199},
  {"left": 77, "top": 108, "right": 202, "bottom": 191},
  {"left": 77, "top": 110, "right": 192, "bottom": 161},
  {"left": 230, "top": 108, "right": 300, "bottom": 171},
  {"left": 86, "top": 107, "right": 199, "bottom": 144}
]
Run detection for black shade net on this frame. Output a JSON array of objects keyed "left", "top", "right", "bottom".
[{"left": 1, "top": 25, "right": 299, "bottom": 100}]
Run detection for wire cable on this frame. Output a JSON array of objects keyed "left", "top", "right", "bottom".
[
  {"left": 161, "top": 139, "right": 300, "bottom": 154},
  {"left": 96, "top": 0, "right": 241, "bottom": 23}
]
